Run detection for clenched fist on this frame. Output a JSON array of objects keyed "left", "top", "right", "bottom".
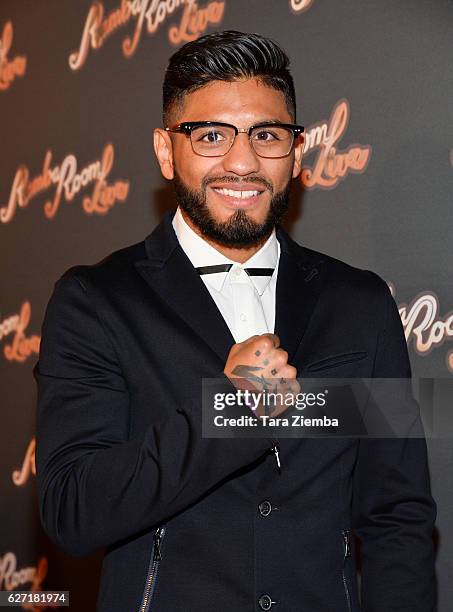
[{"left": 223, "top": 333, "right": 300, "bottom": 418}]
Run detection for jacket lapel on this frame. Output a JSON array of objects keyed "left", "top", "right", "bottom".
[
  {"left": 134, "top": 209, "right": 236, "bottom": 365},
  {"left": 274, "top": 225, "right": 326, "bottom": 364},
  {"left": 134, "top": 209, "right": 325, "bottom": 367}
]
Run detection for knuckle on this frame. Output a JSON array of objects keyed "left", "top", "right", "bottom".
[
  {"left": 257, "top": 337, "right": 273, "bottom": 352},
  {"left": 276, "top": 349, "right": 288, "bottom": 362},
  {"left": 272, "top": 355, "right": 285, "bottom": 368},
  {"left": 247, "top": 334, "right": 260, "bottom": 342},
  {"left": 284, "top": 364, "right": 297, "bottom": 377}
]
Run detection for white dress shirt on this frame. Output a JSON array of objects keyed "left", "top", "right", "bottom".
[{"left": 172, "top": 206, "right": 280, "bottom": 343}]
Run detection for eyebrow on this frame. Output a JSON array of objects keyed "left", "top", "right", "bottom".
[
  {"left": 252, "top": 118, "right": 286, "bottom": 125},
  {"left": 201, "top": 118, "right": 287, "bottom": 126}
]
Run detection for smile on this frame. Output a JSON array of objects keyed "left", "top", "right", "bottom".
[{"left": 213, "top": 188, "right": 261, "bottom": 199}]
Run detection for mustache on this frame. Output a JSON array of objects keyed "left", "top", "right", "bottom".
[{"left": 203, "top": 175, "right": 273, "bottom": 193}]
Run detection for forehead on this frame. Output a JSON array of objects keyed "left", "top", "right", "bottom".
[{"left": 175, "top": 78, "right": 291, "bottom": 124}]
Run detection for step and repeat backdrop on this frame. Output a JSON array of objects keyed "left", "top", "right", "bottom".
[{"left": 1, "top": 0, "right": 452, "bottom": 609}]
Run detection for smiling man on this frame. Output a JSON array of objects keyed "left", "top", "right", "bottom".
[
  {"left": 35, "top": 31, "right": 436, "bottom": 611},
  {"left": 155, "top": 76, "right": 301, "bottom": 262}
]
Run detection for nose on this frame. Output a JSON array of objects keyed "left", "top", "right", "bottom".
[{"left": 221, "top": 132, "right": 260, "bottom": 175}]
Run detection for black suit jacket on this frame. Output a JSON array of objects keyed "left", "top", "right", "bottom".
[{"left": 34, "top": 208, "right": 436, "bottom": 611}]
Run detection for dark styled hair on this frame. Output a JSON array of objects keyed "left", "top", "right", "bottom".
[{"left": 162, "top": 30, "right": 296, "bottom": 126}]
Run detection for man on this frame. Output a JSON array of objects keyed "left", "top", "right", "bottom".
[{"left": 34, "top": 31, "right": 436, "bottom": 611}]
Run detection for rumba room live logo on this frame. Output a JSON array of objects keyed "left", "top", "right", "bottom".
[
  {"left": 69, "top": 0, "right": 225, "bottom": 70},
  {"left": 0, "top": 143, "right": 129, "bottom": 224},
  {"left": 301, "top": 99, "right": 372, "bottom": 190},
  {"left": 390, "top": 283, "right": 453, "bottom": 375},
  {"left": 0, "top": 301, "right": 40, "bottom": 363},
  {"left": 0, "top": 21, "right": 27, "bottom": 91}
]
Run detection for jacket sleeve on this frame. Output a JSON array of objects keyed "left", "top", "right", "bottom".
[
  {"left": 34, "top": 270, "right": 274, "bottom": 557},
  {"left": 352, "top": 273, "right": 437, "bottom": 611}
]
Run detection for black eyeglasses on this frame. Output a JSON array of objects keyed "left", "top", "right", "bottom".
[{"left": 165, "top": 121, "right": 304, "bottom": 158}]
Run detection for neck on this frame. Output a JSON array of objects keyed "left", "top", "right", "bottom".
[{"left": 180, "top": 209, "right": 272, "bottom": 264}]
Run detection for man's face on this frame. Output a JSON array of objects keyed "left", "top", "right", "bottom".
[{"left": 154, "top": 78, "right": 303, "bottom": 248}]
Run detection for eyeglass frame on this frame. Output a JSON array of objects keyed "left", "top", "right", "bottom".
[{"left": 164, "top": 120, "right": 304, "bottom": 158}]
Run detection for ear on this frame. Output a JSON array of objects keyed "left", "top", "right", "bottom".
[
  {"left": 153, "top": 128, "right": 174, "bottom": 180},
  {"left": 292, "top": 133, "right": 304, "bottom": 179}
]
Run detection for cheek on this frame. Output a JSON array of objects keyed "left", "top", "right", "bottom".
[
  {"left": 263, "top": 160, "right": 292, "bottom": 191},
  {"left": 175, "top": 150, "right": 220, "bottom": 188}
]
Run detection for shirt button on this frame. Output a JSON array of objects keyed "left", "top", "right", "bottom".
[
  {"left": 258, "top": 500, "right": 272, "bottom": 517},
  {"left": 233, "top": 268, "right": 242, "bottom": 277},
  {"left": 240, "top": 313, "right": 247, "bottom": 322},
  {"left": 258, "top": 594, "right": 275, "bottom": 610}
]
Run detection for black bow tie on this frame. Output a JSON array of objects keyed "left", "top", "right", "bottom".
[{"left": 196, "top": 264, "right": 274, "bottom": 276}]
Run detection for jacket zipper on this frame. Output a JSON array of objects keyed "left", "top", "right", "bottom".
[
  {"left": 341, "top": 529, "right": 352, "bottom": 612},
  {"left": 271, "top": 440, "right": 281, "bottom": 472},
  {"left": 139, "top": 526, "right": 166, "bottom": 612}
]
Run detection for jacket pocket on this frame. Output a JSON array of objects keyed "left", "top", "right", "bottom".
[
  {"left": 306, "top": 351, "right": 367, "bottom": 373},
  {"left": 139, "top": 526, "right": 166, "bottom": 612},
  {"left": 341, "top": 528, "right": 352, "bottom": 612}
]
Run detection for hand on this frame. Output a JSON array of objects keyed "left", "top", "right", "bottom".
[{"left": 223, "top": 333, "right": 300, "bottom": 418}]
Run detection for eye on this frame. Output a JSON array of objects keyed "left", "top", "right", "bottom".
[
  {"left": 195, "top": 129, "right": 228, "bottom": 144},
  {"left": 253, "top": 129, "right": 281, "bottom": 142}
]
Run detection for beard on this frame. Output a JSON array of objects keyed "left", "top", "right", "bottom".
[{"left": 172, "top": 171, "right": 292, "bottom": 248}]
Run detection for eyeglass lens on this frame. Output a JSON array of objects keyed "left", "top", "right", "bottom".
[{"left": 190, "top": 124, "right": 294, "bottom": 157}]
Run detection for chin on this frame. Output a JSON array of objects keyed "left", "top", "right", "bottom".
[{"left": 210, "top": 199, "right": 269, "bottom": 221}]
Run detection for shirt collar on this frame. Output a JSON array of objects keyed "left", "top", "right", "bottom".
[{"left": 171, "top": 206, "right": 280, "bottom": 295}]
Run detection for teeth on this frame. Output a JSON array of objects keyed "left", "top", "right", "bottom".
[{"left": 214, "top": 188, "right": 260, "bottom": 199}]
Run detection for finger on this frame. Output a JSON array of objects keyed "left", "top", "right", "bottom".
[
  {"left": 289, "top": 379, "right": 301, "bottom": 395},
  {"left": 243, "top": 334, "right": 261, "bottom": 344},
  {"left": 278, "top": 363, "right": 297, "bottom": 379},
  {"left": 276, "top": 376, "right": 300, "bottom": 394}
]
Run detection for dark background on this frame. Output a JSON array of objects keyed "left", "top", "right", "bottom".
[{"left": 1, "top": 0, "right": 452, "bottom": 609}]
